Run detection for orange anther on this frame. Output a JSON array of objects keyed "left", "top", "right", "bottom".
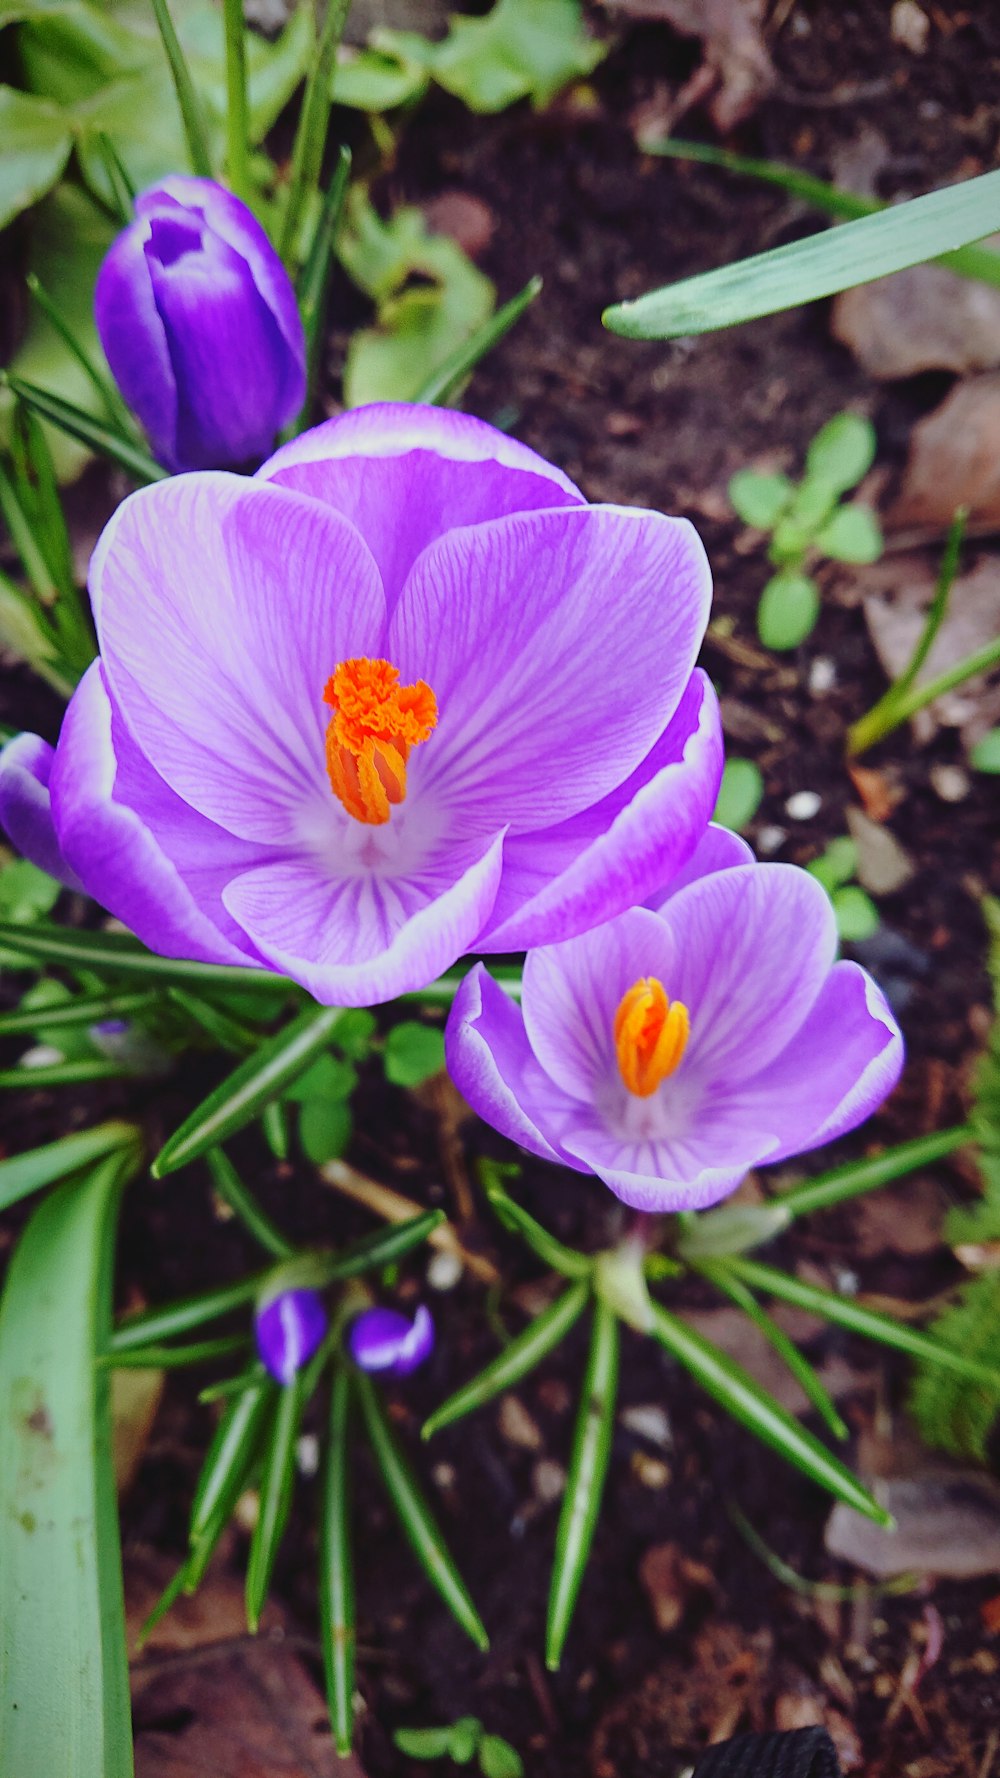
[
  {"left": 324, "top": 657, "right": 437, "bottom": 825},
  {"left": 614, "top": 977, "right": 690, "bottom": 1097}
]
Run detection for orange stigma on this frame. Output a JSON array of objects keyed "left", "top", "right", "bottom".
[
  {"left": 324, "top": 657, "right": 437, "bottom": 825},
  {"left": 614, "top": 977, "right": 690, "bottom": 1097}
]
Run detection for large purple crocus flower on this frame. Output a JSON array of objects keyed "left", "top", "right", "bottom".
[
  {"left": 445, "top": 838, "right": 904, "bottom": 1213},
  {"left": 2, "top": 406, "right": 722, "bottom": 1006},
  {"left": 95, "top": 176, "right": 305, "bottom": 472}
]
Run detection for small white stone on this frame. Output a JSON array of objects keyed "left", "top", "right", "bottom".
[
  {"left": 621, "top": 1404, "right": 673, "bottom": 1450},
  {"left": 296, "top": 1433, "right": 320, "bottom": 1477},
  {"left": 532, "top": 1459, "right": 567, "bottom": 1504},
  {"left": 756, "top": 824, "right": 787, "bottom": 856},
  {"left": 891, "top": 0, "right": 930, "bottom": 53},
  {"left": 432, "top": 1462, "right": 457, "bottom": 1490},
  {"left": 426, "top": 1247, "right": 463, "bottom": 1291},
  {"left": 809, "top": 656, "right": 837, "bottom": 695},
  {"left": 19, "top": 1045, "right": 65, "bottom": 1069},
  {"left": 498, "top": 1394, "right": 543, "bottom": 1451},
  {"left": 930, "top": 763, "right": 971, "bottom": 803},
  {"left": 785, "top": 791, "right": 822, "bottom": 821}
]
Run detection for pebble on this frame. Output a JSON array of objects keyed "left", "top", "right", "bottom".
[
  {"left": 785, "top": 790, "right": 822, "bottom": 820},
  {"left": 632, "top": 1453, "right": 672, "bottom": 1490},
  {"left": 432, "top": 1462, "right": 457, "bottom": 1490},
  {"left": 808, "top": 656, "right": 837, "bottom": 695},
  {"left": 19, "top": 1045, "right": 65, "bottom": 1069},
  {"left": 498, "top": 1394, "right": 543, "bottom": 1451},
  {"left": 426, "top": 1247, "right": 463, "bottom": 1291},
  {"left": 532, "top": 1459, "right": 567, "bottom": 1504},
  {"left": 296, "top": 1433, "right": 320, "bottom": 1477},
  {"left": 930, "top": 762, "right": 971, "bottom": 803},
  {"left": 756, "top": 824, "right": 787, "bottom": 855},
  {"left": 620, "top": 1404, "right": 673, "bottom": 1451}
]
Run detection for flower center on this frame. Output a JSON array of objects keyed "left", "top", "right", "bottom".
[
  {"left": 614, "top": 976, "right": 690, "bottom": 1097},
  {"left": 324, "top": 657, "right": 437, "bottom": 826}
]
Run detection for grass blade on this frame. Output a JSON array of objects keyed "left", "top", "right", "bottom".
[
  {"left": 111, "top": 1271, "right": 270, "bottom": 1353},
  {"left": 479, "top": 1160, "right": 592, "bottom": 1279},
  {"left": 0, "top": 989, "right": 154, "bottom": 1037},
  {"left": 0, "top": 1057, "right": 126, "bottom": 1088},
  {"left": 25, "top": 275, "right": 136, "bottom": 434},
  {"left": 101, "top": 1334, "right": 248, "bottom": 1370},
  {"left": 93, "top": 133, "right": 136, "bottom": 224},
  {"left": 695, "top": 1260, "right": 848, "bottom": 1443},
  {"left": 321, "top": 1364, "right": 355, "bottom": 1754},
  {"left": 246, "top": 1372, "right": 305, "bottom": 1629},
  {"left": 152, "top": 1004, "right": 346, "bottom": 1176},
  {"left": 191, "top": 1375, "right": 275, "bottom": 1542},
  {"left": 324, "top": 1209, "right": 444, "bottom": 1280},
  {"left": 0, "top": 1146, "right": 138, "bottom": 1776},
  {"left": 2, "top": 374, "right": 167, "bottom": 482},
  {"left": 222, "top": 0, "right": 252, "bottom": 204},
  {"left": 545, "top": 1298, "right": 619, "bottom": 1671},
  {"left": 775, "top": 1124, "right": 973, "bottom": 1221},
  {"left": 149, "top": 0, "right": 214, "bottom": 177},
  {"left": 413, "top": 276, "right": 542, "bottom": 405},
  {"left": 725, "top": 1256, "right": 1000, "bottom": 1386},
  {"left": 604, "top": 164, "right": 1000, "bottom": 339},
  {"left": 648, "top": 1298, "right": 889, "bottom": 1524},
  {"left": 296, "top": 144, "right": 352, "bottom": 423},
  {"left": 0, "top": 1120, "right": 140, "bottom": 1214},
  {"left": 424, "top": 1279, "right": 591, "bottom": 1439},
  {"left": 206, "top": 1148, "right": 295, "bottom": 1260},
  {"left": 354, "top": 1370, "right": 489, "bottom": 1650},
  {"left": 279, "top": 0, "right": 352, "bottom": 264},
  {"left": 0, "top": 920, "right": 292, "bottom": 994}
]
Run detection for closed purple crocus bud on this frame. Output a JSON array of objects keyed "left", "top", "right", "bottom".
[
  {"left": 348, "top": 1304, "right": 435, "bottom": 1376},
  {"left": 0, "top": 732, "right": 83, "bottom": 890},
  {"left": 255, "top": 1288, "right": 328, "bottom": 1386},
  {"left": 95, "top": 175, "right": 306, "bottom": 472}
]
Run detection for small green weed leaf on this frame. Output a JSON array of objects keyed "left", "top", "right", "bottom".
[
  {"left": 0, "top": 85, "right": 72, "bottom": 231},
  {"left": 394, "top": 1727, "right": 457, "bottom": 1760},
  {"left": 806, "top": 837, "right": 858, "bottom": 895},
  {"left": 285, "top": 1052, "right": 356, "bottom": 1103},
  {"left": 971, "top": 728, "right": 1000, "bottom": 773},
  {"left": 816, "top": 503, "right": 883, "bottom": 565},
  {"left": 757, "top": 570, "right": 820, "bottom": 651},
  {"left": 332, "top": 1007, "right": 378, "bottom": 1061},
  {"left": 384, "top": 1021, "right": 446, "bottom": 1087},
  {"left": 832, "top": 885, "right": 880, "bottom": 943},
  {"left": 909, "top": 1271, "right": 1000, "bottom": 1461},
  {"left": 728, "top": 469, "right": 793, "bottom": 530},
  {"left": 713, "top": 758, "right": 763, "bottom": 833},
  {"left": 333, "top": 43, "right": 429, "bottom": 110},
  {"left": 299, "top": 1097, "right": 353, "bottom": 1164},
  {"left": 449, "top": 1717, "right": 483, "bottom": 1763},
  {"left": 805, "top": 413, "right": 876, "bottom": 492},
  {"left": 479, "top": 1734, "right": 525, "bottom": 1778},
  {"left": 381, "top": 0, "right": 604, "bottom": 113},
  {"left": 0, "top": 858, "right": 61, "bottom": 923}
]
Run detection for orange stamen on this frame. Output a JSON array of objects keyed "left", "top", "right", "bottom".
[
  {"left": 614, "top": 977, "right": 690, "bottom": 1097},
  {"left": 324, "top": 657, "right": 437, "bottom": 825}
]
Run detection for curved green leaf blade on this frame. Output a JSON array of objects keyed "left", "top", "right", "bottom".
[
  {"left": 545, "top": 1297, "right": 619, "bottom": 1671},
  {"left": 412, "top": 274, "right": 542, "bottom": 406},
  {"left": 206, "top": 1148, "right": 294, "bottom": 1260},
  {"left": 153, "top": 1004, "right": 346, "bottom": 1176},
  {"left": 648, "top": 1299, "right": 889, "bottom": 1524},
  {"left": 190, "top": 1375, "right": 275, "bottom": 1544},
  {"left": 0, "top": 989, "right": 154, "bottom": 1038},
  {"left": 0, "top": 1148, "right": 137, "bottom": 1776},
  {"left": 354, "top": 1371, "right": 489, "bottom": 1650},
  {"left": 112, "top": 1271, "right": 270, "bottom": 1353},
  {"left": 695, "top": 1261, "right": 848, "bottom": 1442},
  {"left": 0, "top": 1119, "right": 140, "bottom": 1214},
  {"left": 604, "top": 164, "right": 1000, "bottom": 339},
  {"left": 321, "top": 1365, "right": 355, "bottom": 1754},
  {"left": 0, "top": 919, "right": 292, "bottom": 993},
  {"left": 246, "top": 1373, "right": 305, "bottom": 1630},
  {"left": 324, "top": 1209, "right": 445, "bottom": 1281},
  {"left": 774, "top": 1124, "right": 972, "bottom": 1221},
  {"left": 424, "top": 1278, "right": 591, "bottom": 1438},
  {"left": 0, "top": 86, "right": 72, "bottom": 230},
  {"left": 479, "top": 1160, "right": 592, "bottom": 1279}
]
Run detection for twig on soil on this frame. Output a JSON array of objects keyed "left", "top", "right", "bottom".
[{"left": 320, "top": 1160, "right": 500, "bottom": 1285}]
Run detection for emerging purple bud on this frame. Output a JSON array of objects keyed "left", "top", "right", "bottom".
[
  {"left": 348, "top": 1304, "right": 435, "bottom": 1376},
  {"left": 255, "top": 1288, "right": 328, "bottom": 1386},
  {"left": 95, "top": 175, "right": 306, "bottom": 472}
]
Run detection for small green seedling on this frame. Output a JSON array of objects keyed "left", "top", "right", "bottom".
[
  {"left": 713, "top": 757, "right": 764, "bottom": 834},
  {"left": 730, "top": 413, "right": 883, "bottom": 651},
  {"left": 971, "top": 728, "right": 1000, "bottom": 774},
  {"left": 394, "top": 1718, "right": 524, "bottom": 1778},
  {"left": 806, "top": 836, "right": 879, "bottom": 943}
]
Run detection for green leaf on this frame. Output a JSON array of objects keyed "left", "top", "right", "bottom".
[
  {"left": 0, "top": 858, "right": 61, "bottom": 923},
  {"left": 0, "top": 85, "right": 73, "bottom": 229},
  {"left": 604, "top": 164, "right": 1000, "bottom": 339},
  {"left": 909, "top": 1272, "right": 1000, "bottom": 1461},
  {"left": 695, "top": 1260, "right": 848, "bottom": 1442},
  {"left": 412, "top": 274, "right": 542, "bottom": 406},
  {"left": 332, "top": 1008, "right": 377, "bottom": 1061},
  {"left": 148, "top": 0, "right": 213, "bottom": 174},
  {"left": 728, "top": 469, "right": 794, "bottom": 530},
  {"left": 285, "top": 1052, "right": 356, "bottom": 1103},
  {"left": 545, "top": 1298, "right": 618, "bottom": 1670},
  {"left": 805, "top": 413, "right": 877, "bottom": 492},
  {"left": 479, "top": 1160, "right": 593, "bottom": 1278},
  {"left": 321, "top": 1366, "right": 355, "bottom": 1754},
  {"left": 382, "top": 0, "right": 605, "bottom": 113},
  {"left": 152, "top": 1004, "right": 346, "bottom": 1176},
  {"left": 246, "top": 1370, "right": 305, "bottom": 1630},
  {"left": 806, "top": 836, "right": 858, "bottom": 895},
  {"left": 394, "top": 1726, "right": 456, "bottom": 1759},
  {"left": 278, "top": 0, "right": 350, "bottom": 263},
  {"left": 450, "top": 1717, "right": 482, "bottom": 1764},
  {"left": 972, "top": 728, "right": 1000, "bottom": 773},
  {"left": 0, "top": 1146, "right": 138, "bottom": 1777},
  {"left": 647, "top": 1298, "right": 890, "bottom": 1523},
  {"left": 323, "top": 1209, "right": 445, "bottom": 1281},
  {"left": 189, "top": 1374, "right": 274, "bottom": 1543},
  {"left": 354, "top": 1370, "right": 489, "bottom": 1650},
  {"left": 296, "top": 144, "right": 352, "bottom": 420},
  {"left": 111, "top": 1271, "right": 269, "bottom": 1353},
  {"left": 333, "top": 43, "right": 429, "bottom": 110},
  {"left": 712, "top": 757, "right": 763, "bottom": 833},
  {"left": 384, "top": 1020, "right": 446, "bottom": 1087},
  {"left": 205, "top": 1148, "right": 294, "bottom": 1260},
  {"left": 4, "top": 372, "right": 167, "bottom": 484},
  {"left": 479, "top": 1735, "right": 525, "bottom": 1778},
  {"left": 0, "top": 1119, "right": 140, "bottom": 1215},
  {"left": 423, "top": 1278, "right": 590, "bottom": 1438},
  {"left": 832, "top": 884, "right": 880, "bottom": 943},
  {"left": 757, "top": 570, "right": 820, "bottom": 651},
  {"left": 0, "top": 1056, "right": 125, "bottom": 1089},
  {"left": 816, "top": 504, "right": 883, "bottom": 565},
  {"left": 778, "top": 1125, "right": 972, "bottom": 1221},
  {"left": 299, "top": 1097, "right": 353, "bottom": 1164},
  {"left": 103, "top": 1333, "right": 248, "bottom": 1370}
]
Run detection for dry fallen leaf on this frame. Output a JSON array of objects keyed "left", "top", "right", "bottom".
[
  {"left": 859, "top": 551, "right": 1000, "bottom": 747},
  {"left": 112, "top": 1366, "right": 164, "bottom": 1494},
  {"left": 680, "top": 1307, "right": 873, "bottom": 1418},
  {"left": 831, "top": 263, "right": 1000, "bottom": 381},
  {"left": 889, "top": 374, "right": 1000, "bottom": 534},
  {"left": 602, "top": 0, "right": 774, "bottom": 131},
  {"left": 826, "top": 1460, "right": 1000, "bottom": 1580},
  {"left": 845, "top": 808, "right": 915, "bottom": 897}
]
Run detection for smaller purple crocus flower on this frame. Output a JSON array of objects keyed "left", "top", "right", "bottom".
[
  {"left": 348, "top": 1304, "right": 434, "bottom": 1376},
  {"left": 445, "top": 841, "right": 904, "bottom": 1214},
  {"left": 95, "top": 176, "right": 305, "bottom": 472},
  {"left": 255, "top": 1287, "right": 328, "bottom": 1385}
]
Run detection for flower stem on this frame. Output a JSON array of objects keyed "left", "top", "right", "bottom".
[{"left": 222, "top": 0, "right": 252, "bottom": 206}]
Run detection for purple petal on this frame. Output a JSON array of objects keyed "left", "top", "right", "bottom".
[
  {"left": 0, "top": 731, "right": 82, "bottom": 890},
  {"left": 94, "top": 224, "right": 178, "bottom": 468},
  {"left": 559, "top": 1122, "right": 752, "bottom": 1214},
  {"left": 648, "top": 821, "right": 755, "bottom": 909},
  {"left": 392, "top": 504, "right": 712, "bottom": 833},
  {"left": 50, "top": 662, "right": 263, "bottom": 966},
  {"left": 255, "top": 1288, "right": 328, "bottom": 1385},
  {"left": 477, "top": 671, "right": 723, "bottom": 951},
  {"left": 257, "top": 403, "right": 585, "bottom": 609},
  {"left": 91, "top": 474, "right": 386, "bottom": 846},
  {"left": 348, "top": 1303, "right": 435, "bottom": 1375},
  {"left": 445, "top": 965, "right": 578, "bottom": 1167},
  {"left": 223, "top": 829, "right": 506, "bottom": 1006}
]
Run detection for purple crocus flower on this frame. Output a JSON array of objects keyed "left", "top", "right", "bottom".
[
  {"left": 95, "top": 176, "right": 305, "bottom": 472},
  {"left": 348, "top": 1304, "right": 434, "bottom": 1375},
  {"left": 445, "top": 846, "right": 904, "bottom": 1213},
  {"left": 0, "top": 733, "right": 82, "bottom": 890},
  {"left": 7, "top": 405, "right": 722, "bottom": 1005},
  {"left": 255, "top": 1287, "right": 328, "bottom": 1385}
]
